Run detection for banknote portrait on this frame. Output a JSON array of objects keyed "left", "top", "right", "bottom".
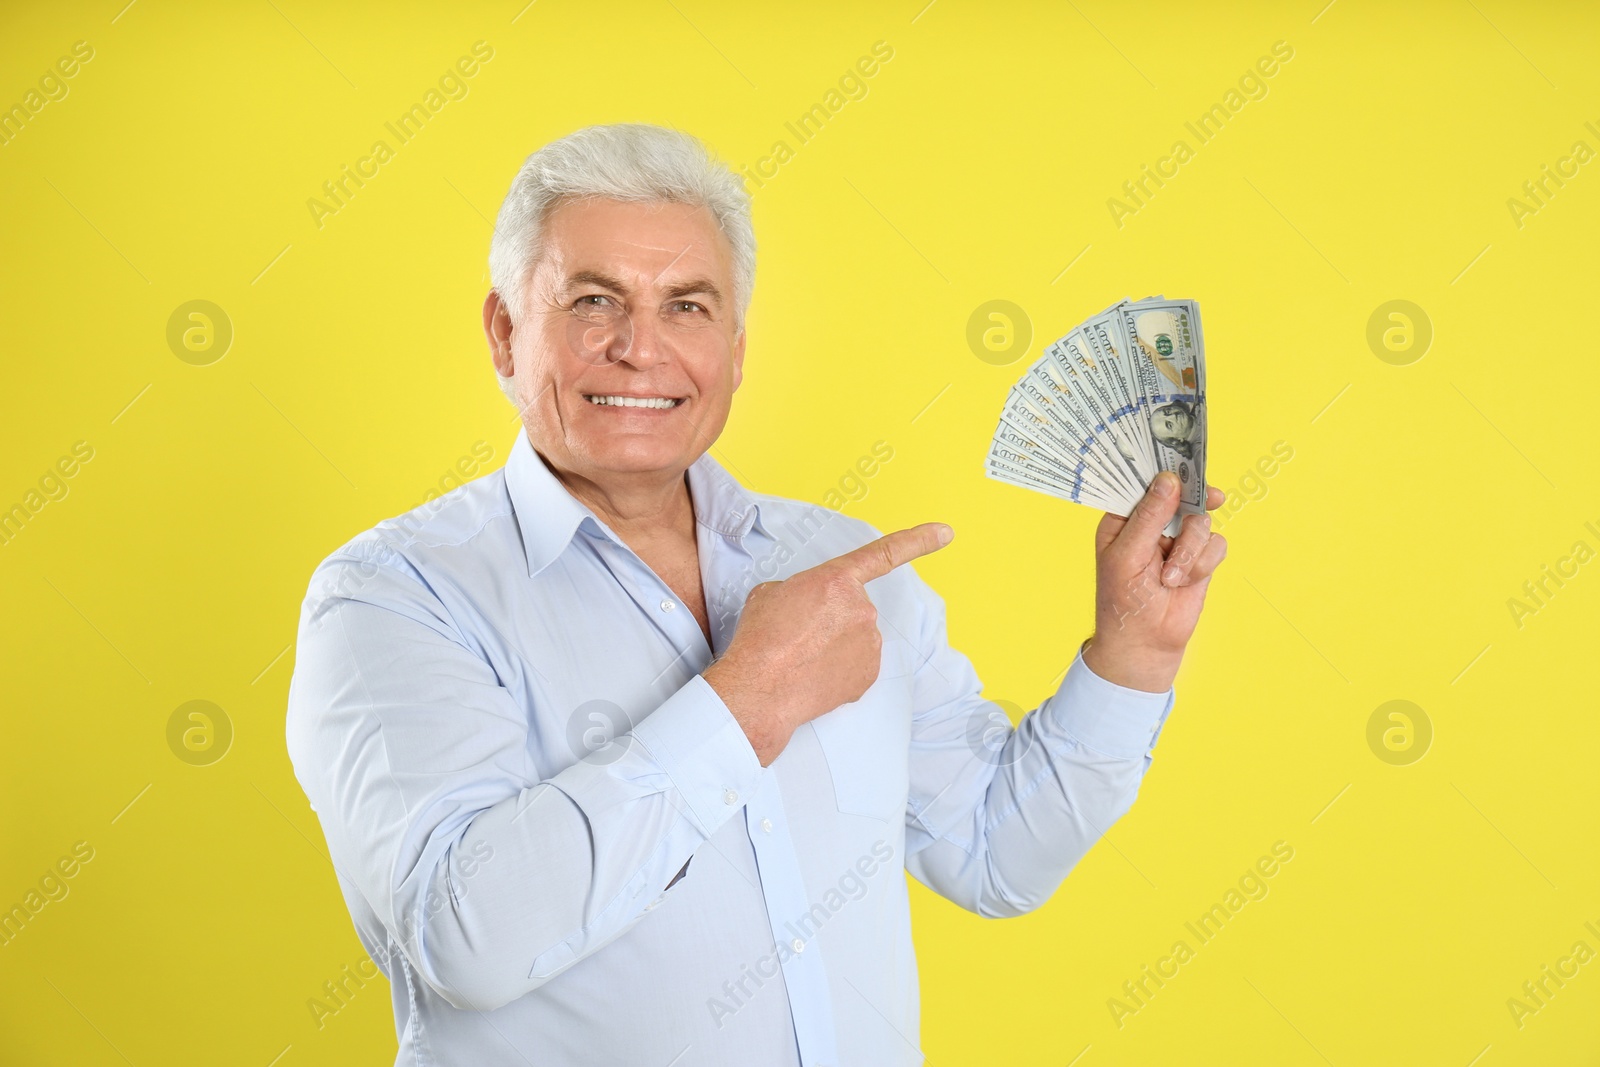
[{"left": 1150, "top": 399, "right": 1200, "bottom": 460}]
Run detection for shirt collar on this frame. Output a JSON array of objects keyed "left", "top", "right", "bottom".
[{"left": 504, "top": 427, "right": 772, "bottom": 578}]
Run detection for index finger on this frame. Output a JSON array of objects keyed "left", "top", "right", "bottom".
[{"left": 828, "top": 522, "right": 954, "bottom": 584}]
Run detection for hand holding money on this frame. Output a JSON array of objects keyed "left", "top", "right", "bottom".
[
  {"left": 1084, "top": 473, "right": 1228, "bottom": 692},
  {"left": 985, "top": 295, "right": 1226, "bottom": 690}
]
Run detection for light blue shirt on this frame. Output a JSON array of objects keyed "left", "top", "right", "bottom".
[{"left": 285, "top": 427, "right": 1175, "bottom": 1066}]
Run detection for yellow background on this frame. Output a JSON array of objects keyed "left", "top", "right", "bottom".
[{"left": 2, "top": 0, "right": 1596, "bottom": 1063}]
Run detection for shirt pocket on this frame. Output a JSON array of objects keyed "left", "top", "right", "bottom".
[{"left": 808, "top": 636, "right": 914, "bottom": 823}]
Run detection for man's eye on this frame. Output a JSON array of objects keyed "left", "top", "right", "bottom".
[
  {"left": 671, "top": 301, "right": 706, "bottom": 314},
  {"left": 575, "top": 294, "right": 612, "bottom": 309}
]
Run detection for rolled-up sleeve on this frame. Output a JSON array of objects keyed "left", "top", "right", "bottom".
[{"left": 285, "top": 541, "right": 762, "bottom": 1013}]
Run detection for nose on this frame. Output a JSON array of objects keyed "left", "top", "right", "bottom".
[
  {"left": 613, "top": 308, "right": 668, "bottom": 369},
  {"left": 566, "top": 304, "right": 637, "bottom": 367}
]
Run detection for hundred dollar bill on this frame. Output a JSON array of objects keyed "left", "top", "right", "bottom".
[
  {"left": 986, "top": 430, "right": 1123, "bottom": 509},
  {"left": 1119, "top": 299, "right": 1207, "bottom": 533},
  {"left": 1030, "top": 341, "right": 1147, "bottom": 486},
  {"left": 999, "top": 387, "right": 1144, "bottom": 501},
  {"left": 1073, "top": 312, "right": 1157, "bottom": 476}
]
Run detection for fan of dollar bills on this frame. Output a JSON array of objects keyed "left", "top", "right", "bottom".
[{"left": 985, "top": 297, "right": 1207, "bottom": 537}]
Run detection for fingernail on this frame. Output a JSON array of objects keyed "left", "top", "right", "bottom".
[
  {"left": 1162, "top": 566, "right": 1181, "bottom": 585},
  {"left": 1154, "top": 472, "right": 1177, "bottom": 497},
  {"left": 936, "top": 524, "right": 954, "bottom": 545}
]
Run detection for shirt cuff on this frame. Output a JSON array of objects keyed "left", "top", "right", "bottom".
[
  {"left": 630, "top": 673, "right": 764, "bottom": 837},
  {"left": 1039, "top": 650, "right": 1176, "bottom": 759}
]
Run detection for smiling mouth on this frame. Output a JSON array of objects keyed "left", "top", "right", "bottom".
[{"left": 583, "top": 394, "right": 685, "bottom": 409}]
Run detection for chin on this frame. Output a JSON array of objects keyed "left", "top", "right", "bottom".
[{"left": 575, "top": 436, "right": 693, "bottom": 475}]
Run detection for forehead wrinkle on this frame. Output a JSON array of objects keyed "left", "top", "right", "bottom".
[
  {"left": 588, "top": 231, "right": 711, "bottom": 265},
  {"left": 566, "top": 243, "right": 724, "bottom": 304},
  {"left": 649, "top": 243, "right": 693, "bottom": 288},
  {"left": 574, "top": 234, "right": 712, "bottom": 277},
  {"left": 536, "top": 209, "right": 734, "bottom": 314},
  {"left": 631, "top": 237, "right": 698, "bottom": 258}
]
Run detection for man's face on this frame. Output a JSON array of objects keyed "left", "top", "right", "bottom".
[{"left": 490, "top": 197, "right": 745, "bottom": 483}]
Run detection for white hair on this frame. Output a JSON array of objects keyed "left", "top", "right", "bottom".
[{"left": 487, "top": 123, "right": 755, "bottom": 404}]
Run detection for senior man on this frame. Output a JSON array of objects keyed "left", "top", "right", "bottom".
[{"left": 286, "top": 123, "right": 1227, "bottom": 1065}]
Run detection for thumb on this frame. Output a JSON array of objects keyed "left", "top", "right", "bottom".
[{"left": 1117, "top": 472, "right": 1181, "bottom": 550}]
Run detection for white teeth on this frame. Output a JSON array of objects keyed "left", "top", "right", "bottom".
[{"left": 585, "top": 395, "right": 680, "bottom": 409}]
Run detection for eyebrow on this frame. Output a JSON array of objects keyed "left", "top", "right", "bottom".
[
  {"left": 563, "top": 269, "right": 724, "bottom": 308},
  {"left": 564, "top": 269, "right": 627, "bottom": 295},
  {"left": 664, "top": 277, "right": 724, "bottom": 307}
]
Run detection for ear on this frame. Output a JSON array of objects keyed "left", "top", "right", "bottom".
[
  {"left": 483, "top": 291, "right": 514, "bottom": 378},
  {"left": 731, "top": 326, "right": 747, "bottom": 391}
]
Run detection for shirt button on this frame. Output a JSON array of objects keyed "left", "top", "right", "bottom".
[
  {"left": 761, "top": 818, "right": 773, "bottom": 833},
  {"left": 723, "top": 789, "right": 738, "bottom": 805},
  {"left": 660, "top": 599, "right": 676, "bottom": 612},
  {"left": 791, "top": 938, "right": 805, "bottom": 953}
]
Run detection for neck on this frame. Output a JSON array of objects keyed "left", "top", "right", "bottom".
[{"left": 538, "top": 452, "right": 696, "bottom": 547}]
